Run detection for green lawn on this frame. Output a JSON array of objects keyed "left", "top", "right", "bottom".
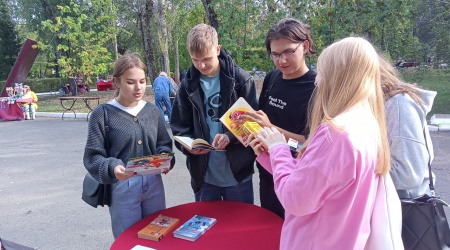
[{"left": 401, "top": 68, "right": 450, "bottom": 117}]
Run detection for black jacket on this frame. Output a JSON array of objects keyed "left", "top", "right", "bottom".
[{"left": 170, "top": 48, "right": 258, "bottom": 193}]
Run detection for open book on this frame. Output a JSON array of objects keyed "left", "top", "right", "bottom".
[
  {"left": 173, "top": 136, "right": 217, "bottom": 151},
  {"left": 220, "top": 97, "right": 258, "bottom": 147},
  {"left": 125, "top": 153, "right": 174, "bottom": 176}
]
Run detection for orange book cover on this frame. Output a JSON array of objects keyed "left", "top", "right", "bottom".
[{"left": 138, "top": 215, "right": 180, "bottom": 241}]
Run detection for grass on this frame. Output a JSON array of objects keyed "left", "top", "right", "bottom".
[
  {"left": 401, "top": 68, "right": 450, "bottom": 117},
  {"left": 37, "top": 71, "right": 449, "bottom": 117}
]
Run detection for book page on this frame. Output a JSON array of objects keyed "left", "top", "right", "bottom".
[
  {"left": 219, "top": 97, "right": 255, "bottom": 146},
  {"left": 173, "top": 136, "right": 195, "bottom": 150},
  {"left": 174, "top": 136, "right": 218, "bottom": 151}
]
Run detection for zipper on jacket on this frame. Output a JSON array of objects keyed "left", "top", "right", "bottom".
[{"left": 187, "top": 95, "right": 209, "bottom": 181}]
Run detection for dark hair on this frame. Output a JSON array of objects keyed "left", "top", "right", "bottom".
[{"left": 265, "top": 18, "right": 316, "bottom": 56}]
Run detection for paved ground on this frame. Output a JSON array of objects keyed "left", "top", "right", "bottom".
[{"left": 0, "top": 117, "right": 449, "bottom": 250}]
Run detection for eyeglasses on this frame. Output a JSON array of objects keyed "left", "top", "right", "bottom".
[{"left": 270, "top": 43, "right": 303, "bottom": 60}]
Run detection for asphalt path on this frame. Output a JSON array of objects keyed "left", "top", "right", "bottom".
[{"left": 0, "top": 118, "right": 449, "bottom": 250}]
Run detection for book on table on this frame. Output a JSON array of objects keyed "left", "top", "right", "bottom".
[
  {"left": 173, "top": 215, "right": 217, "bottom": 242},
  {"left": 137, "top": 214, "right": 180, "bottom": 241},
  {"left": 125, "top": 153, "right": 174, "bottom": 176},
  {"left": 220, "top": 97, "right": 265, "bottom": 147},
  {"left": 173, "top": 136, "right": 218, "bottom": 151}
]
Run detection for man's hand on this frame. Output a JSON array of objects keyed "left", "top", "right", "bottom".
[
  {"left": 243, "top": 110, "right": 273, "bottom": 128},
  {"left": 114, "top": 165, "right": 135, "bottom": 181},
  {"left": 187, "top": 149, "right": 210, "bottom": 155},
  {"left": 212, "top": 133, "right": 230, "bottom": 150}
]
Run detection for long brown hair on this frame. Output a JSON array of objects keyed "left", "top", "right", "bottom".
[{"left": 113, "top": 53, "right": 146, "bottom": 97}]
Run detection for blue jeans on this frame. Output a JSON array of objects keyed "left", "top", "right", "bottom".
[
  {"left": 154, "top": 92, "right": 172, "bottom": 122},
  {"left": 194, "top": 179, "right": 254, "bottom": 204},
  {"left": 109, "top": 175, "right": 166, "bottom": 238}
]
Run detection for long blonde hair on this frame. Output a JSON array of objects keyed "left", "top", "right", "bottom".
[
  {"left": 378, "top": 55, "right": 423, "bottom": 104},
  {"left": 303, "top": 37, "right": 390, "bottom": 175}
]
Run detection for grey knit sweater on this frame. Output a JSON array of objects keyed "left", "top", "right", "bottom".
[
  {"left": 386, "top": 88, "right": 437, "bottom": 198},
  {"left": 83, "top": 102, "right": 173, "bottom": 184}
]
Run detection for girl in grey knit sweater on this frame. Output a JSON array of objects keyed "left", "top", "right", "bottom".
[{"left": 84, "top": 54, "right": 174, "bottom": 238}]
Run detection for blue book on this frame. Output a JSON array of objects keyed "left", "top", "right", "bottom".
[{"left": 173, "top": 215, "right": 217, "bottom": 242}]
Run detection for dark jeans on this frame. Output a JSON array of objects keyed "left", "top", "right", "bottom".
[
  {"left": 194, "top": 180, "right": 254, "bottom": 204},
  {"left": 257, "top": 162, "right": 285, "bottom": 219}
]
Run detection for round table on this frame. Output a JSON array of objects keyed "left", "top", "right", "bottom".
[{"left": 110, "top": 201, "right": 283, "bottom": 250}]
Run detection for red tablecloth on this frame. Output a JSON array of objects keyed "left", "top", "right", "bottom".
[
  {"left": 96, "top": 80, "right": 115, "bottom": 91},
  {"left": 0, "top": 102, "right": 24, "bottom": 121},
  {"left": 110, "top": 201, "right": 283, "bottom": 250}
]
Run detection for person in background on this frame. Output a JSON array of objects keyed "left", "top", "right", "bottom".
[
  {"left": 153, "top": 71, "right": 176, "bottom": 122},
  {"left": 84, "top": 53, "right": 174, "bottom": 238},
  {"left": 21, "top": 85, "right": 38, "bottom": 120},
  {"left": 170, "top": 23, "right": 258, "bottom": 204},
  {"left": 242, "top": 18, "right": 316, "bottom": 218},
  {"left": 248, "top": 37, "right": 391, "bottom": 249},
  {"left": 379, "top": 55, "right": 437, "bottom": 198}
]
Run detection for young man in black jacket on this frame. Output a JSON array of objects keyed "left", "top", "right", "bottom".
[{"left": 170, "top": 24, "right": 258, "bottom": 203}]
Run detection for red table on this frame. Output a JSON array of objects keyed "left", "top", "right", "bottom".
[
  {"left": 0, "top": 101, "right": 24, "bottom": 121},
  {"left": 110, "top": 201, "right": 283, "bottom": 250}
]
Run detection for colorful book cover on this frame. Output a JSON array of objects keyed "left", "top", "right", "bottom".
[
  {"left": 173, "top": 215, "right": 217, "bottom": 242},
  {"left": 138, "top": 214, "right": 180, "bottom": 241},
  {"left": 219, "top": 97, "right": 256, "bottom": 147},
  {"left": 125, "top": 153, "right": 174, "bottom": 176}
]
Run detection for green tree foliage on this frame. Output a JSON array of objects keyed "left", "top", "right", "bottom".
[
  {"left": 40, "top": 0, "right": 118, "bottom": 82},
  {"left": 9, "top": 0, "right": 450, "bottom": 79},
  {"left": 0, "top": 0, "right": 20, "bottom": 80}
]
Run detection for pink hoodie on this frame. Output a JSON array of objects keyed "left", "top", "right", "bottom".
[{"left": 257, "top": 120, "right": 379, "bottom": 249}]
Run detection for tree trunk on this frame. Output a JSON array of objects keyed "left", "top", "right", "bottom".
[
  {"left": 174, "top": 39, "right": 180, "bottom": 84},
  {"left": 157, "top": 0, "right": 170, "bottom": 76},
  {"left": 138, "top": 0, "right": 158, "bottom": 82},
  {"left": 201, "top": 0, "right": 219, "bottom": 31}
]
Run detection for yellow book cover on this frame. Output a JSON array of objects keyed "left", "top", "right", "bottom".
[
  {"left": 138, "top": 214, "right": 180, "bottom": 241},
  {"left": 219, "top": 97, "right": 255, "bottom": 146}
]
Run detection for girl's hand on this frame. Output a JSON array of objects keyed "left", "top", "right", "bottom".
[
  {"left": 114, "top": 165, "right": 135, "bottom": 180},
  {"left": 247, "top": 134, "right": 265, "bottom": 156},
  {"left": 259, "top": 127, "right": 286, "bottom": 150}
]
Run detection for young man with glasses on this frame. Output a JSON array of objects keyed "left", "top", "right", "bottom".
[{"left": 243, "top": 18, "right": 317, "bottom": 219}]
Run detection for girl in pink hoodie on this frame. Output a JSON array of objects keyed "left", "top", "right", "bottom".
[{"left": 249, "top": 37, "right": 392, "bottom": 250}]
